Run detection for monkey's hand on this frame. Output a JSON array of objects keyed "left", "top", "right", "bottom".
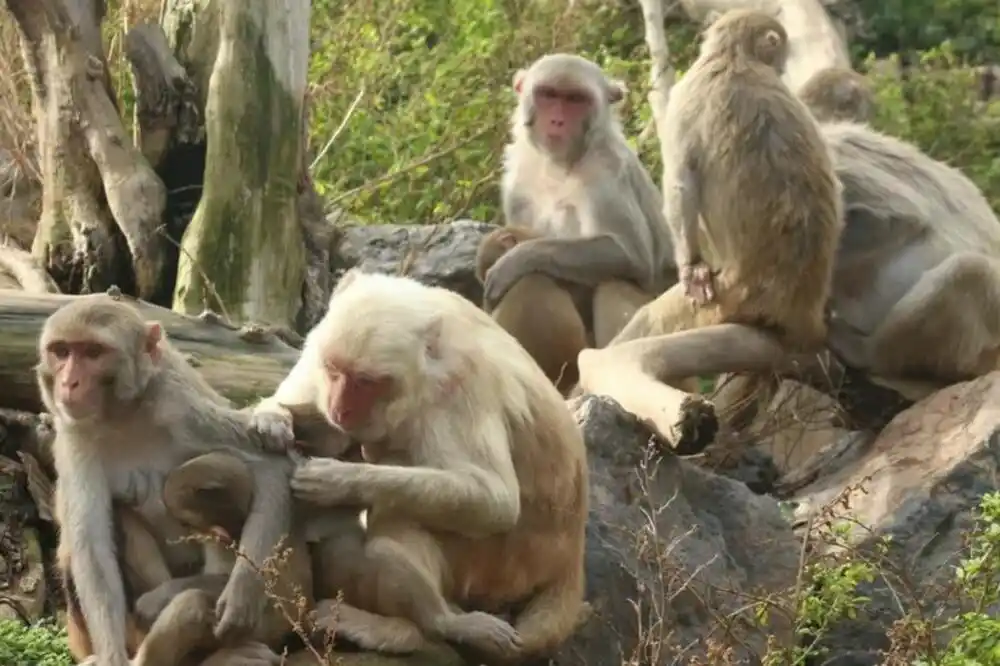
[
  {"left": 247, "top": 407, "right": 296, "bottom": 453},
  {"left": 482, "top": 246, "right": 537, "bottom": 311},
  {"left": 680, "top": 261, "right": 717, "bottom": 305},
  {"left": 291, "top": 458, "right": 358, "bottom": 506},
  {"left": 214, "top": 562, "right": 267, "bottom": 642}
]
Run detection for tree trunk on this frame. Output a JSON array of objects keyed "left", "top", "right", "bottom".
[
  {"left": 0, "top": 291, "right": 301, "bottom": 413},
  {"left": 5, "top": 0, "right": 170, "bottom": 300},
  {"left": 165, "top": 0, "right": 311, "bottom": 328}
]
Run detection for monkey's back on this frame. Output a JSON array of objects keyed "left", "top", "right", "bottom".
[{"left": 693, "top": 64, "right": 843, "bottom": 345}]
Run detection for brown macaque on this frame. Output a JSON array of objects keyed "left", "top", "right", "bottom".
[
  {"left": 580, "top": 32, "right": 1000, "bottom": 448},
  {"left": 484, "top": 53, "right": 670, "bottom": 352},
  {"left": 798, "top": 66, "right": 876, "bottom": 123},
  {"left": 576, "top": 9, "right": 843, "bottom": 454},
  {"left": 39, "top": 294, "right": 298, "bottom": 666},
  {"left": 129, "top": 452, "right": 315, "bottom": 666},
  {"left": 251, "top": 269, "right": 589, "bottom": 664},
  {"left": 475, "top": 226, "right": 587, "bottom": 394}
]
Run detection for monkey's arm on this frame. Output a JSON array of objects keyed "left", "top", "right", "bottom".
[
  {"left": 483, "top": 234, "right": 646, "bottom": 310},
  {"left": 661, "top": 147, "right": 702, "bottom": 269},
  {"left": 292, "top": 432, "right": 520, "bottom": 536},
  {"left": 57, "top": 456, "right": 132, "bottom": 665},
  {"left": 213, "top": 458, "right": 295, "bottom": 640},
  {"left": 244, "top": 353, "right": 321, "bottom": 449}
]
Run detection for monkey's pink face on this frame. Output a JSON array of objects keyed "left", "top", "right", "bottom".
[
  {"left": 43, "top": 340, "right": 116, "bottom": 420},
  {"left": 531, "top": 85, "right": 592, "bottom": 148},
  {"left": 321, "top": 359, "right": 394, "bottom": 435}
]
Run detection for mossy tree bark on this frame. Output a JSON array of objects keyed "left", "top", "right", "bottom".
[
  {"left": 166, "top": 0, "right": 311, "bottom": 328},
  {"left": 4, "top": 0, "right": 170, "bottom": 300}
]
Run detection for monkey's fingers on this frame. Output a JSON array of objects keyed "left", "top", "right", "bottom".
[
  {"left": 207, "top": 526, "right": 233, "bottom": 545},
  {"left": 247, "top": 409, "right": 296, "bottom": 453},
  {"left": 290, "top": 459, "right": 351, "bottom": 505}
]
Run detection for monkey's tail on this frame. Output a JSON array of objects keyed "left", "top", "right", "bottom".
[{"left": 513, "top": 570, "right": 590, "bottom": 656}]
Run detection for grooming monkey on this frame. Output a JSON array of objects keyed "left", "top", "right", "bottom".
[
  {"left": 482, "top": 53, "right": 674, "bottom": 354},
  {"left": 250, "top": 269, "right": 589, "bottom": 664},
  {"left": 797, "top": 66, "right": 876, "bottom": 123},
  {"left": 576, "top": 9, "right": 843, "bottom": 450},
  {"left": 580, "top": 34, "right": 1000, "bottom": 445},
  {"left": 39, "top": 294, "right": 298, "bottom": 666},
  {"left": 475, "top": 225, "right": 587, "bottom": 394}
]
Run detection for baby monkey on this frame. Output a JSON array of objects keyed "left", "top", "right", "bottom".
[
  {"left": 475, "top": 226, "right": 588, "bottom": 394},
  {"left": 39, "top": 294, "right": 295, "bottom": 666}
]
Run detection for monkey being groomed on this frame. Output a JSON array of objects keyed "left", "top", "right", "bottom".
[
  {"left": 478, "top": 53, "right": 679, "bottom": 394},
  {"left": 249, "top": 268, "right": 590, "bottom": 665},
  {"left": 579, "top": 11, "right": 1000, "bottom": 454},
  {"left": 39, "top": 294, "right": 304, "bottom": 666}
]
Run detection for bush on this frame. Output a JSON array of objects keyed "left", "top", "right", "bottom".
[{"left": 0, "top": 617, "right": 73, "bottom": 666}]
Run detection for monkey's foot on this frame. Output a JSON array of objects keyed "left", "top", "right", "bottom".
[
  {"left": 435, "top": 611, "right": 523, "bottom": 660},
  {"left": 666, "top": 394, "right": 718, "bottom": 456},
  {"left": 319, "top": 602, "right": 428, "bottom": 654}
]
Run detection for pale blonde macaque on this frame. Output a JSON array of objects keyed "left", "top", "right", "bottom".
[{"left": 250, "top": 269, "right": 590, "bottom": 663}]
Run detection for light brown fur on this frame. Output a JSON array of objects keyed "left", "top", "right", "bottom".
[
  {"left": 580, "top": 105, "right": 1000, "bottom": 447},
  {"left": 475, "top": 226, "right": 587, "bottom": 394},
  {"left": 575, "top": 10, "right": 843, "bottom": 453},
  {"left": 254, "top": 269, "right": 589, "bottom": 664},
  {"left": 798, "top": 67, "right": 876, "bottom": 123},
  {"left": 39, "top": 294, "right": 299, "bottom": 666},
  {"left": 485, "top": 53, "right": 664, "bottom": 357}
]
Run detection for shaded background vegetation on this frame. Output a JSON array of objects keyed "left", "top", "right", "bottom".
[{"left": 1, "top": 0, "right": 998, "bottom": 240}]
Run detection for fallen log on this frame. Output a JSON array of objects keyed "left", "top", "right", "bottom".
[{"left": 0, "top": 289, "right": 301, "bottom": 413}]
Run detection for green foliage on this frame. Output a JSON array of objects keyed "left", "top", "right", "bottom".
[
  {"left": 0, "top": 618, "right": 73, "bottom": 666},
  {"left": 852, "top": 0, "right": 1000, "bottom": 62},
  {"left": 919, "top": 492, "right": 1000, "bottom": 665},
  {"left": 865, "top": 45, "right": 1000, "bottom": 212}
]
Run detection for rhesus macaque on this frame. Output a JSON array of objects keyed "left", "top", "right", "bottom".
[
  {"left": 580, "top": 85, "right": 1000, "bottom": 445},
  {"left": 475, "top": 225, "right": 587, "bottom": 394},
  {"left": 576, "top": 9, "right": 843, "bottom": 453},
  {"left": 484, "top": 53, "right": 673, "bottom": 351},
  {"left": 128, "top": 452, "right": 315, "bottom": 666},
  {"left": 798, "top": 66, "right": 876, "bottom": 123},
  {"left": 250, "top": 269, "right": 589, "bottom": 664},
  {"left": 39, "top": 294, "right": 297, "bottom": 666}
]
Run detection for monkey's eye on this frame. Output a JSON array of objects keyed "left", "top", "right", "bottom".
[
  {"left": 565, "top": 92, "right": 589, "bottom": 105},
  {"left": 81, "top": 343, "right": 105, "bottom": 359},
  {"left": 48, "top": 342, "right": 70, "bottom": 360}
]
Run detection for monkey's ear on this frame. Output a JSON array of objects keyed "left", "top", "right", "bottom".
[
  {"left": 606, "top": 79, "right": 628, "bottom": 104},
  {"left": 513, "top": 69, "right": 528, "bottom": 95},
  {"left": 764, "top": 29, "right": 782, "bottom": 49},
  {"left": 145, "top": 322, "right": 163, "bottom": 362}
]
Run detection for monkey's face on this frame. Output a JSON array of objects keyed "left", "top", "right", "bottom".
[
  {"left": 524, "top": 82, "right": 595, "bottom": 163},
  {"left": 39, "top": 338, "right": 122, "bottom": 422},
  {"left": 316, "top": 360, "right": 395, "bottom": 441}
]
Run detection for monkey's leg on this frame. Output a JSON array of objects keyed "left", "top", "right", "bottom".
[
  {"left": 591, "top": 280, "right": 654, "bottom": 348},
  {"left": 198, "top": 643, "right": 281, "bottom": 666},
  {"left": 323, "top": 523, "right": 522, "bottom": 660},
  {"left": 508, "top": 565, "right": 588, "bottom": 658},
  {"left": 580, "top": 319, "right": 790, "bottom": 454},
  {"left": 842, "top": 253, "right": 1000, "bottom": 382},
  {"left": 132, "top": 588, "right": 217, "bottom": 666},
  {"left": 581, "top": 285, "right": 728, "bottom": 452},
  {"left": 135, "top": 575, "right": 230, "bottom": 630}
]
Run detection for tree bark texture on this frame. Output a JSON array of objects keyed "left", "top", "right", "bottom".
[
  {"left": 5, "top": 0, "right": 170, "bottom": 300},
  {"left": 168, "top": 0, "right": 311, "bottom": 327},
  {"left": 0, "top": 290, "right": 301, "bottom": 413}
]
